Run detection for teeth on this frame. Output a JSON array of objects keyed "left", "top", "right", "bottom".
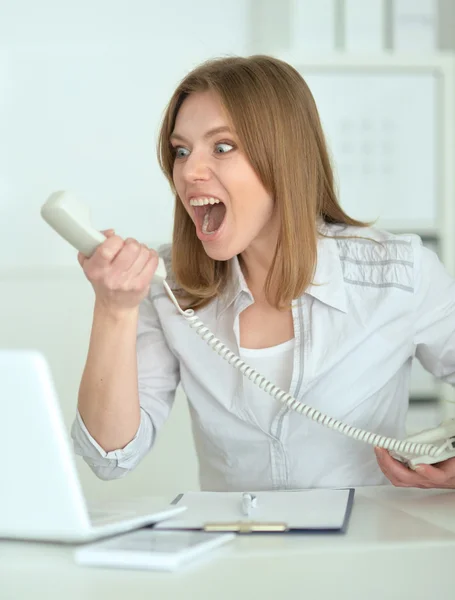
[{"left": 189, "top": 197, "right": 222, "bottom": 206}]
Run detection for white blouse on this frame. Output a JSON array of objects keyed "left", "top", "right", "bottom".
[
  {"left": 72, "top": 222, "right": 455, "bottom": 491},
  {"left": 240, "top": 339, "right": 295, "bottom": 432}
]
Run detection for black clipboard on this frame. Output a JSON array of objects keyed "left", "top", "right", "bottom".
[{"left": 158, "top": 488, "right": 356, "bottom": 534}]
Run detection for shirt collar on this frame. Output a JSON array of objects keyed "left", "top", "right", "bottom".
[
  {"left": 306, "top": 231, "right": 348, "bottom": 313},
  {"left": 216, "top": 225, "right": 348, "bottom": 316},
  {"left": 216, "top": 254, "right": 252, "bottom": 317}
]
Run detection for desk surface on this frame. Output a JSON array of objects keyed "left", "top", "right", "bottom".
[{"left": 2, "top": 486, "right": 455, "bottom": 600}]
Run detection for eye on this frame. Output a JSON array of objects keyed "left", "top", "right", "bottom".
[
  {"left": 173, "top": 146, "right": 190, "bottom": 159},
  {"left": 215, "top": 142, "right": 234, "bottom": 154}
]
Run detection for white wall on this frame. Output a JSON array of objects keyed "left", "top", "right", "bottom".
[
  {"left": 0, "top": 0, "right": 248, "bottom": 502},
  {"left": 0, "top": 0, "right": 248, "bottom": 267},
  {"left": 249, "top": 0, "right": 455, "bottom": 53}
]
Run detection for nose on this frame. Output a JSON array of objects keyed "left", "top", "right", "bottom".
[{"left": 182, "top": 149, "right": 211, "bottom": 182}]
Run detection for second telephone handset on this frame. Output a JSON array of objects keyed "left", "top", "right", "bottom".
[{"left": 40, "top": 191, "right": 455, "bottom": 468}]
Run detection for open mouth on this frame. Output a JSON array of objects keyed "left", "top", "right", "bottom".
[{"left": 190, "top": 197, "right": 227, "bottom": 236}]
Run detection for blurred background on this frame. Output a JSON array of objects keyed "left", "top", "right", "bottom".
[{"left": 1, "top": 0, "right": 454, "bottom": 501}]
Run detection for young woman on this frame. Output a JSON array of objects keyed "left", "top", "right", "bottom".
[{"left": 72, "top": 55, "right": 455, "bottom": 491}]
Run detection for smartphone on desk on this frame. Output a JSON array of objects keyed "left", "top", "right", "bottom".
[{"left": 74, "top": 528, "right": 235, "bottom": 571}]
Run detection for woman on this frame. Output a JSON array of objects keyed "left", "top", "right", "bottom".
[{"left": 72, "top": 55, "right": 455, "bottom": 491}]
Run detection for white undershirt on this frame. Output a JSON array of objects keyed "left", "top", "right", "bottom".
[{"left": 239, "top": 338, "right": 295, "bottom": 432}]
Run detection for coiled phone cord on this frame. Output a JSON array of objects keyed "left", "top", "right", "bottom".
[{"left": 164, "top": 281, "right": 443, "bottom": 459}]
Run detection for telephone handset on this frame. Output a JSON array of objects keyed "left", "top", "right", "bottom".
[
  {"left": 41, "top": 191, "right": 455, "bottom": 468},
  {"left": 41, "top": 191, "right": 167, "bottom": 280}
]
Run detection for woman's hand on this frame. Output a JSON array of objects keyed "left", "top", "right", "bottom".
[
  {"left": 375, "top": 447, "right": 455, "bottom": 489},
  {"left": 77, "top": 229, "right": 160, "bottom": 314}
]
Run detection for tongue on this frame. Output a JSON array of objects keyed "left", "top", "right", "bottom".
[{"left": 207, "top": 203, "right": 226, "bottom": 232}]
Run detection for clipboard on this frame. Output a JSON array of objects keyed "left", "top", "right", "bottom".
[{"left": 154, "top": 488, "right": 355, "bottom": 534}]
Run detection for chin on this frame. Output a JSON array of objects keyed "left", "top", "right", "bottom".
[
  {"left": 202, "top": 247, "right": 234, "bottom": 262},
  {"left": 201, "top": 241, "right": 239, "bottom": 263}
]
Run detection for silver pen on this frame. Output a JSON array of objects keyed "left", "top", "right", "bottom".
[{"left": 241, "top": 492, "right": 258, "bottom": 517}]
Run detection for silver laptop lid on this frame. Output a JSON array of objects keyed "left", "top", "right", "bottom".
[{"left": 0, "top": 349, "right": 90, "bottom": 540}]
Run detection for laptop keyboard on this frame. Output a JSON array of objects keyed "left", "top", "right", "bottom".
[{"left": 88, "top": 508, "right": 132, "bottom": 526}]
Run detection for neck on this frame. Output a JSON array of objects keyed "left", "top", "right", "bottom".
[{"left": 239, "top": 237, "right": 278, "bottom": 301}]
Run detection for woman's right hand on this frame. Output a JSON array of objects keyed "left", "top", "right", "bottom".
[{"left": 77, "top": 229, "right": 160, "bottom": 314}]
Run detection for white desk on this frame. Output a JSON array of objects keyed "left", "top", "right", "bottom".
[{"left": 2, "top": 486, "right": 455, "bottom": 600}]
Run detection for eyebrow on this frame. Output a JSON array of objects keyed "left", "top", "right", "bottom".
[{"left": 169, "top": 126, "right": 233, "bottom": 144}]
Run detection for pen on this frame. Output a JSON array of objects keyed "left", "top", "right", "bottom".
[{"left": 241, "top": 492, "right": 257, "bottom": 517}]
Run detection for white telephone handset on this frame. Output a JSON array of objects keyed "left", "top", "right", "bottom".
[
  {"left": 41, "top": 191, "right": 455, "bottom": 468},
  {"left": 41, "top": 191, "right": 167, "bottom": 281}
]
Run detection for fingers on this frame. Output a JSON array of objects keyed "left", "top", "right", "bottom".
[
  {"left": 117, "top": 243, "right": 157, "bottom": 290},
  {"left": 108, "top": 238, "right": 143, "bottom": 273},
  {"left": 375, "top": 447, "right": 421, "bottom": 487},
  {"left": 88, "top": 234, "right": 125, "bottom": 270},
  {"left": 375, "top": 447, "right": 455, "bottom": 489},
  {"left": 134, "top": 250, "right": 160, "bottom": 290},
  {"left": 77, "top": 229, "right": 116, "bottom": 268},
  {"left": 411, "top": 458, "right": 455, "bottom": 487},
  {"left": 81, "top": 232, "right": 158, "bottom": 294}
]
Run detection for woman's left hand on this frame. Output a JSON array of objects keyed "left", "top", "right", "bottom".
[{"left": 375, "top": 447, "right": 455, "bottom": 489}]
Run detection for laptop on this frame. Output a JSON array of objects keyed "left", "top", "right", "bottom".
[{"left": 0, "top": 349, "right": 186, "bottom": 543}]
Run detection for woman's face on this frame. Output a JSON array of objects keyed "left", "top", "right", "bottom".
[{"left": 171, "top": 90, "right": 278, "bottom": 262}]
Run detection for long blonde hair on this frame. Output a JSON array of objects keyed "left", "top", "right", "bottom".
[{"left": 157, "top": 55, "right": 367, "bottom": 310}]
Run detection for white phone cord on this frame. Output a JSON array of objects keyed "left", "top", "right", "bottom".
[{"left": 164, "top": 282, "right": 443, "bottom": 458}]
